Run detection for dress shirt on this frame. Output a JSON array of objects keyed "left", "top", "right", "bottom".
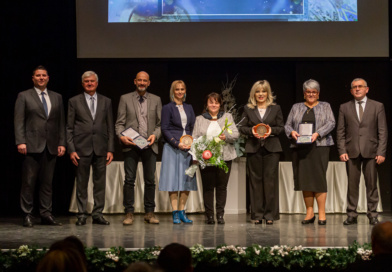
[
  {"left": 355, "top": 96, "right": 367, "bottom": 120},
  {"left": 34, "top": 87, "right": 51, "bottom": 115},
  {"left": 84, "top": 92, "right": 97, "bottom": 117}
]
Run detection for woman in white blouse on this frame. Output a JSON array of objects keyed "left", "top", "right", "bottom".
[{"left": 192, "top": 92, "right": 239, "bottom": 224}]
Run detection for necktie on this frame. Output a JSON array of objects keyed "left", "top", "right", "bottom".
[
  {"left": 358, "top": 101, "right": 364, "bottom": 122},
  {"left": 139, "top": 95, "right": 144, "bottom": 104},
  {"left": 41, "top": 92, "right": 48, "bottom": 117},
  {"left": 90, "top": 97, "right": 95, "bottom": 119}
]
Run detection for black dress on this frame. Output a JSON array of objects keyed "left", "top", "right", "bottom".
[{"left": 292, "top": 107, "right": 329, "bottom": 192}]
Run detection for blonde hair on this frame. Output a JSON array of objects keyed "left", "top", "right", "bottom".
[
  {"left": 247, "top": 80, "right": 276, "bottom": 109},
  {"left": 169, "top": 80, "right": 186, "bottom": 102}
]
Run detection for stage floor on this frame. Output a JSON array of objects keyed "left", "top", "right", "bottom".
[{"left": 1, "top": 213, "right": 391, "bottom": 249}]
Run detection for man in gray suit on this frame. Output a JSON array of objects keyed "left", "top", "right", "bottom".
[
  {"left": 115, "top": 71, "right": 162, "bottom": 225},
  {"left": 67, "top": 71, "right": 114, "bottom": 226},
  {"left": 337, "top": 78, "right": 388, "bottom": 225},
  {"left": 14, "top": 65, "right": 66, "bottom": 227}
]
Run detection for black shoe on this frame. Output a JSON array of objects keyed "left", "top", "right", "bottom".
[
  {"left": 93, "top": 217, "right": 110, "bottom": 225},
  {"left": 41, "top": 215, "right": 62, "bottom": 226},
  {"left": 217, "top": 215, "right": 225, "bottom": 224},
  {"left": 343, "top": 216, "right": 357, "bottom": 225},
  {"left": 369, "top": 217, "right": 379, "bottom": 225},
  {"left": 254, "top": 220, "right": 262, "bottom": 225},
  {"left": 318, "top": 220, "right": 327, "bottom": 225},
  {"left": 76, "top": 217, "right": 87, "bottom": 226},
  {"left": 23, "top": 215, "right": 34, "bottom": 227},
  {"left": 206, "top": 215, "right": 215, "bottom": 224},
  {"left": 301, "top": 216, "right": 316, "bottom": 224},
  {"left": 266, "top": 220, "right": 274, "bottom": 225}
]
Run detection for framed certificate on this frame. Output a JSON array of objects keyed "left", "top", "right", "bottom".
[
  {"left": 297, "top": 123, "right": 313, "bottom": 144},
  {"left": 121, "top": 127, "right": 150, "bottom": 149}
]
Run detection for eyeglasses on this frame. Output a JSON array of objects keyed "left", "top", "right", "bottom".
[
  {"left": 305, "top": 91, "right": 318, "bottom": 95},
  {"left": 351, "top": 85, "right": 367, "bottom": 89}
]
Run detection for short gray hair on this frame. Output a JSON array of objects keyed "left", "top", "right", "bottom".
[
  {"left": 303, "top": 79, "right": 320, "bottom": 93},
  {"left": 81, "top": 71, "right": 98, "bottom": 82},
  {"left": 351, "top": 78, "right": 367, "bottom": 88}
]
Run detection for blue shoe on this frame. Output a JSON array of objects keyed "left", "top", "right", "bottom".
[
  {"left": 179, "top": 210, "right": 193, "bottom": 224},
  {"left": 172, "top": 211, "right": 180, "bottom": 224}
]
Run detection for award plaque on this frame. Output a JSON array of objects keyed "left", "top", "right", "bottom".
[
  {"left": 297, "top": 123, "right": 313, "bottom": 144},
  {"left": 121, "top": 127, "right": 150, "bottom": 149},
  {"left": 180, "top": 135, "right": 193, "bottom": 146},
  {"left": 253, "top": 123, "right": 271, "bottom": 137}
]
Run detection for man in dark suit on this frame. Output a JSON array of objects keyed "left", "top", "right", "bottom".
[
  {"left": 337, "top": 78, "right": 387, "bottom": 225},
  {"left": 67, "top": 71, "right": 114, "bottom": 226},
  {"left": 14, "top": 65, "right": 66, "bottom": 227},
  {"left": 115, "top": 71, "right": 162, "bottom": 225}
]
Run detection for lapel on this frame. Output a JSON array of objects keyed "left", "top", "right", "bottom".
[
  {"left": 263, "top": 106, "right": 272, "bottom": 123},
  {"left": 252, "top": 107, "right": 263, "bottom": 124},
  {"left": 145, "top": 92, "right": 150, "bottom": 120},
  {"left": 30, "top": 89, "right": 48, "bottom": 119},
  {"left": 80, "top": 93, "right": 94, "bottom": 120},
  {"left": 350, "top": 100, "right": 360, "bottom": 123},
  {"left": 95, "top": 93, "right": 105, "bottom": 120},
  {"left": 362, "top": 99, "right": 372, "bottom": 123},
  {"left": 171, "top": 103, "right": 181, "bottom": 126}
]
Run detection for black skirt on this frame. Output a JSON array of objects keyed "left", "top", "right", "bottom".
[{"left": 291, "top": 143, "right": 329, "bottom": 192}]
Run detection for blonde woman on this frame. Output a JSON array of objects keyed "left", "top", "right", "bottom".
[{"left": 239, "top": 80, "right": 284, "bottom": 225}]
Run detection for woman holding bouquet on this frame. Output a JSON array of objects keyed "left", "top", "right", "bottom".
[
  {"left": 192, "top": 92, "right": 239, "bottom": 224},
  {"left": 239, "top": 80, "right": 284, "bottom": 225},
  {"left": 159, "top": 80, "right": 196, "bottom": 224}
]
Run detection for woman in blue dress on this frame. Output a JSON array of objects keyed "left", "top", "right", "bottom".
[{"left": 159, "top": 80, "right": 197, "bottom": 224}]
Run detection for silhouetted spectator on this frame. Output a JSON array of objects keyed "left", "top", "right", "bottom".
[{"left": 157, "top": 243, "right": 193, "bottom": 272}]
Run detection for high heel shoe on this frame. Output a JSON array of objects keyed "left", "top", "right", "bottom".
[
  {"left": 301, "top": 216, "right": 316, "bottom": 224},
  {"left": 266, "top": 220, "right": 274, "bottom": 225},
  {"left": 178, "top": 210, "right": 193, "bottom": 224},
  {"left": 318, "top": 220, "right": 327, "bottom": 225},
  {"left": 172, "top": 211, "right": 180, "bottom": 224}
]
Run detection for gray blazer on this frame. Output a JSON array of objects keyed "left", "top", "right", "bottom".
[
  {"left": 115, "top": 91, "right": 162, "bottom": 154},
  {"left": 337, "top": 99, "right": 387, "bottom": 158},
  {"left": 66, "top": 93, "right": 114, "bottom": 156},
  {"left": 192, "top": 112, "right": 239, "bottom": 161},
  {"left": 14, "top": 88, "right": 65, "bottom": 155},
  {"left": 284, "top": 101, "right": 335, "bottom": 148}
]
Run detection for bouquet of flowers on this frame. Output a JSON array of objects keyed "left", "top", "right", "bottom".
[{"left": 185, "top": 118, "right": 233, "bottom": 177}]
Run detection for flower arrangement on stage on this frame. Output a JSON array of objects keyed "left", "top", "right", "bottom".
[
  {"left": 0, "top": 242, "right": 375, "bottom": 272},
  {"left": 185, "top": 118, "right": 233, "bottom": 177}
]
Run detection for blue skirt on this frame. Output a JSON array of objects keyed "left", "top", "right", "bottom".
[{"left": 159, "top": 143, "right": 197, "bottom": 192}]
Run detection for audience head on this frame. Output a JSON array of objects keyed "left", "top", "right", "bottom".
[
  {"left": 125, "top": 261, "right": 155, "bottom": 272},
  {"left": 37, "top": 236, "right": 87, "bottom": 272},
  {"left": 371, "top": 221, "right": 392, "bottom": 255},
  {"left": 247, "top": 80, "right": 275, "bottom": 109},
  {"left": 170, "top": 80, "right": 187, "bottom": 102},
  {"left": 203, "top": 92, "right": 222, "bottom": 116},
  {"left": 157, "top": 243, "right": 193, "bottom": 272}
]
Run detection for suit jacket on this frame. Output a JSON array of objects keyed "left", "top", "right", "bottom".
[
  {"left": 161, "top": 102, "right": 195, "bottom": 148},
  {"left": 14, "top": 88, "right": 65, "bottom": 155},
  {"left": 239, "top": 104, "right": 284, "bottom": 153},
  {"left": 337, "top": 98, "right": 387, "bottom": 158},
  {"left": 115, "top": 91, "right": 162, "bottom": 154},
  {"left": 66, "top": 93, "right": 114, "bottom": 156},
  {"left": 284, "top": 101, "right": 335, "bottom": 148}
]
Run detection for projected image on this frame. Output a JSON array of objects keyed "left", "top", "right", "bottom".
[{"left": 109, "top": 0, "right": 357, "bottom": 22}]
